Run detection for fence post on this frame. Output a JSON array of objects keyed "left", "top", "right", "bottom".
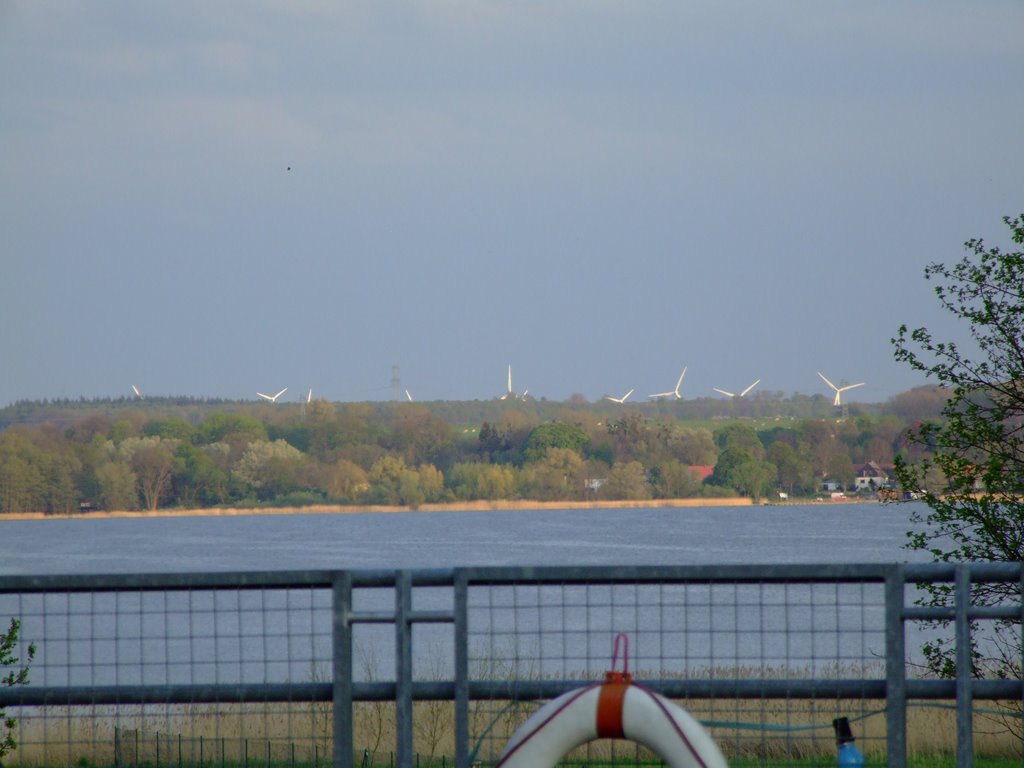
[
  {"left": 333, "top": 571, "right": 355, "bottom": 768},
  {"left": 955, "top": 564, "right": 973, "bottom": 768},
  {"left": 885, "top": 564, "right": 907, "bottom": 768},
  {"left": 453, "top": 571, "right": 469, "bottom": 768},
  {"left": 396, "top": 571, "right": 414, "bottom": 768}
]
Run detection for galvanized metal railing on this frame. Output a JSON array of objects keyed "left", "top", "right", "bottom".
[{"left": 1, "top": 563, "right": 1021, "bottom": 768}]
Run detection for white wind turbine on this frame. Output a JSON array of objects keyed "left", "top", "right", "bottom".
[
  {"left": 131, "top": 385, "right": 143, "bottom": 400},
  {"left": 649, "top": 367, "right": 687, "bottom": 399},
  {"left": 307, "top": 388, "right": 313, "bottom": 403},
  {"left": 257, "top": 387, "right": 288, "bottom": 403},
  {"left": 604, "top": 388, "right": 635, "bottom": 404},
  {"left": 713, "top": 379, "right": 760, "bottom": 398},
  {"left": 499, "top": 365, "right": 513, "bottom": 400},
  {"left": 817, "top": 372, "right": 865, "bottom": 407},
  {"left": 499, "top": 365, "right": 528, "bottom": 400}
]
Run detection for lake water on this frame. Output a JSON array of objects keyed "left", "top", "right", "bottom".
[
  {"left": 0, "top": 502, "right": 927, "bottom": 575},
  {"left": 0, "top": 503, "right": 934, "bottom": 686}
]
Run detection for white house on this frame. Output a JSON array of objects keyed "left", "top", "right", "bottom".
[{"left": 853, "top": 461, "right": 891, "bottom": 491}]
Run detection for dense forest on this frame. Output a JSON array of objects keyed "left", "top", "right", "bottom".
[{"left": 0, "top": 386, "right": 950, "bottom": 514}]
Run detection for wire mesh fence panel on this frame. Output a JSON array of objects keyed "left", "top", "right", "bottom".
[
  {"left": 464, "top": 575, "right": 888, "bottom": 766},
  {"left": 1, "top": 586, "right": 334, "bottom": 688},
  {"left": 6, "top": 697, "right": 341, "bottom": 767},
  {"left": 0, "top": 580, "right": 336, "bottom": 768},
  {"left": 2, "top": 565, "right": 1022, "bottom": 768},
  {"left": 901, "top": 568, "right": 1024, "bottom": 764}
]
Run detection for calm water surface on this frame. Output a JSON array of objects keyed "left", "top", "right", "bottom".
[
  {"left": 0, "top": 503, "right": 932, "bottom": 686},
  {"left": 0, "top": 502, "right": 926, "bottom": 575}
]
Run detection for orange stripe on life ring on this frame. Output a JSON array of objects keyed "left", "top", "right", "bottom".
[{"left": 596, "top": 672, "right": 632, "bottom": 738}]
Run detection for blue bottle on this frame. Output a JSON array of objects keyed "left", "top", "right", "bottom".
[{"left": 832, "top": 717, "right": 865, "bottom": 766}]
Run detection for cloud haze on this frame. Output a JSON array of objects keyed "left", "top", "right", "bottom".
[{"left": 2, "top": 1, "right": 1021, "bottom": 405}]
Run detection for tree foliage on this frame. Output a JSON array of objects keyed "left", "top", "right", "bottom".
[
  {"left": 602, "top": 461, "right": 652, "bottom": 501},
  {"left": 0, "top": 384, "right": 956, "bottom": 511},
  {"left": 768, "top": 441, "right": 814, "bottom": 496},
  {"left": 1, "top": 618, "right": 35, "bottom": 759},
  {"left": 521, "top": 448, "right": 585, "bottom": 501},
  {"left": 892, "top": 214, "right": 1024, "bottom": 678},
  {"left": 708, "top": 447, "right": 775, "bottom": 502},
  {"left": 649, "top": 459, "right": 702, "bottom": 499},
  {"left": 234, "top": 439, "right": 306, "bottom": 501},
  {"left": 446, "top": 462, "right": 518, "bottom": 501},
  {"left": 522, "top": 422, "right": 589, "bottom": 464},
  {"left": 119, "top": 436, "right": 179, "bottom": 511}
]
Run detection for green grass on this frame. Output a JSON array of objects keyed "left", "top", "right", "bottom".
[
  {"left": 13, "top": 752, "right": 1024, "bottom": 768},
  {"left": 550, "top": 760, "right": 1022, "bottom": 768}
]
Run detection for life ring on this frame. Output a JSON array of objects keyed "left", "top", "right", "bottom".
[{"left": 495, "top": 674, "right": 728, "bottom": 768}]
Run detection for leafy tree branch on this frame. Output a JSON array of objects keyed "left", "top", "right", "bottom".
[
  {"left": 1, "top": 617, "right": 36, "bottom": 759},
  {"left": 892, "top": 214, "right": 1024, "bottom": 686}
]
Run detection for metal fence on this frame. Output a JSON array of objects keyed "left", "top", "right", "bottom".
[{"left": 1, "top": 564, "right": 1021, "bottom": 768}]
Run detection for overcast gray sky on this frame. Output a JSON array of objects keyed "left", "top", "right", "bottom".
[{"left": 2, "top": 1, "right": 1021, "bottom": 407}]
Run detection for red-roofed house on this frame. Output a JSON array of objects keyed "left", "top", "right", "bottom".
[{"left": 689, "top": 465, "right": 715, "bottom": 483}]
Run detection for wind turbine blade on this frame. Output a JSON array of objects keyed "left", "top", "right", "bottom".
[
  {"left": 650, "top": 367, "right": 688, "bottom": 399},
  {"left": 713, "top": 388, "right": 735, "bottom": 397},
  {"left": 740, "top": 379, "right": 761, "bottom": 397},
  {"left": 275, "top": 388, "right": 288, "bottom": 400},
  {"left": 307, "top": 389, "right": 313, "bottom": 403},
  {"left": 834, "top": 392, "right": 842, "bottom": 407},
  {"left": 817, "top": 371, "right": 838, "bottom": 391},
  {"left": 507, "top": 365, "right": 512, "bottom": 394},
  {"left": 257, "top": 392, "right": 272, "bottom": 401},
  {"left": 622, "top": 389, "right": 634, "bottom": 402},
  {"left": 406, "top": 389, "right": 413, "bottom": 401},
  {"left": 839, "top": 382, "right": 866, "bottom": 392},
  {"left": 131, "top": 385, "right": 142, "bottom": 399},
  {"left": 675, "top": 367, "right": 687, "bottom": 394}
]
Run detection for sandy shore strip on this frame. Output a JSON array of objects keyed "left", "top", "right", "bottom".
[{"left": 0, "top": 497, "right": 753, "bottom": 521}]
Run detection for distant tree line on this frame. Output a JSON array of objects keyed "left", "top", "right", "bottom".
[
  {"left": 0, "top": 387, "right": 950, "bottom": 513},
  {"left": 0, "top": 385, "right": 954, "bottom": 432}
]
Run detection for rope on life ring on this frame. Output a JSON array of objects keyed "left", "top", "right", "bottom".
[{"left": 495, "top": 633, "right": 727, "bottom": 768}]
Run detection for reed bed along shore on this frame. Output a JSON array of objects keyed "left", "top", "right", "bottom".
[
  {"left": 0, "top": 497, "right": 753, "bottom": 522},
  {"left": 8, "top": 696, "right": 1023, "bottom": 766}
]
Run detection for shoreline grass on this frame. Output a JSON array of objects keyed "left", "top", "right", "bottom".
[
  {"left": 8, "top": 695, "right": 1021, "bottom": 767},
  {"left": 0, "top": 497, "right": 759, "bottom": 522}
]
